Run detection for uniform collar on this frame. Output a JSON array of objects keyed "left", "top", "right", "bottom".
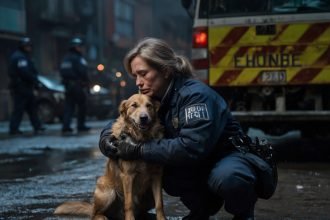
[
  {"left": 18, "top": 48, "right": 30, "bottom": 56},
  {"left": 70, "top": 49, "right": 82, "bottom": 55},
  {"left": 160, "top": 76, "right": 189, "bottom": 107},
  {"left": 160, "top": 79, "right": 174, "bottom": 105}
]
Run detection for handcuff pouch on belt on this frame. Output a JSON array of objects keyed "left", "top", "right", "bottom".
[{"left": 229, "top": 135, "right": 275, "bottom": 168}]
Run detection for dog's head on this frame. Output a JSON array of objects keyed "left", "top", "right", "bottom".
[{"left": 119, "top": 94, "right": 160, "bottom": 131}]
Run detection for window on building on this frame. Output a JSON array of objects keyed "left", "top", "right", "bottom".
[
  {"left": 63, "top": 0, "right": 75, "bottom": 18},
  {"left": 0, "top": 0, "right": 25, "bottom": 33},
  {"left": 45, "top": 0, "right": 59, "bottom": 18},
  {"left": 114, "top": 0, "right": 134, "bottom": 38},
  {"left": 202, "top": 0, "right": 330, "bottom": 18}
]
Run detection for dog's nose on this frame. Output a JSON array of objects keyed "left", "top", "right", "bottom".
[{"left": 140, "top": 113, "right": 148, "bottom": 123}]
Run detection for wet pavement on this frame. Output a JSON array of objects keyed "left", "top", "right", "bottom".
[{"left": 0, "top": 120, "right": 330, "bottom": 220}]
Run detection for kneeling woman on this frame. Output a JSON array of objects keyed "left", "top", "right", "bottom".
[{"left": 99, "top": 38, "right": 277, "bottom": 220}]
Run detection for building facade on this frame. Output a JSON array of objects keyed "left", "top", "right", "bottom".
[{"left": 0, "top": 0, "right": 191, "bottom": 121}]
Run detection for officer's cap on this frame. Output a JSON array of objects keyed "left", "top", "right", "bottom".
[
  {"left": 19, "top": 37, "right": 32, "bottom": 47},
  {"left": 70, "top": 37, "right": 84, "bottom": 47}
]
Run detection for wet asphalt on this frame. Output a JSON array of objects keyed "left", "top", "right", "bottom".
[{"left": 0, "top": 120, "right": 329, "bottom": 220}]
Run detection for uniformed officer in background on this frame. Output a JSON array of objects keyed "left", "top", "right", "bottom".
[
  {"left": 8, "top": 37, "right": 45, "bottom": 135},
  {"left": 60, "top": 37, "right": 91, "bottom": 134}
]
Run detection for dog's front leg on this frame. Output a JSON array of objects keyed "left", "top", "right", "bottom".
[
  {"left": 120, "top": 167, "right": 136, "bottom": 220},
  {"left": 152, "top": 171, "right": 166, "bottom": 220}
]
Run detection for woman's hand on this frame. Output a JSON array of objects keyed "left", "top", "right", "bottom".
[
  {"left": 115, "top": 139, "right": 143, "bottom": 160},
  {"left": 99, "top": 133, "right": 143, "bottom": 160},
  {"left": 99, "top": 134, "right": 120, "bottom": 159}
]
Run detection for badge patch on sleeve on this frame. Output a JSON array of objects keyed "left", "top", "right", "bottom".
[
  {"left": 17, "top": 59, "right": 28, "bottom": 68},
  {"left": 185, "top": 103, "right": 209, "bottom": 124},
  {"left": 80, "top": 58, "right": 88, "bottom": 66}
]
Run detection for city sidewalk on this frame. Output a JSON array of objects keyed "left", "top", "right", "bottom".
[{"left": 0, "top": 119, "right": 111, "bottom": 139}]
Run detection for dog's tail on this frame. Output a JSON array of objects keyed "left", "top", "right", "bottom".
[{"left": 54, "top": 201, "right": 93, "bottom": 217}]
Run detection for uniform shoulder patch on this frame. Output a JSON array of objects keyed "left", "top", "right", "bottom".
[
  {"left": 80, "top": 58, "right": 88, "bottom": 66},
  {"left": 184, "top": 103, "right": 209, "bottom": 124},
  {"left": 17, "top": 59, "right": 28, "bottom": 68},
  {"left": 60, "top": 61, "right": 72, "bottom": 69}
]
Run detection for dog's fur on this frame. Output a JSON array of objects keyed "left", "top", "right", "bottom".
[{"left": 54, "top": 94, "right": 165, "bottom": 220}]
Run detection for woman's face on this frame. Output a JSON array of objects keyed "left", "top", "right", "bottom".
[{"left": 130, "top": 56, "right": 170, "bottom": 99}]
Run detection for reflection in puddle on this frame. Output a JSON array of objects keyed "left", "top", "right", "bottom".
[{"left": 0, "top": 147, "right": 98, "bottom": 180}]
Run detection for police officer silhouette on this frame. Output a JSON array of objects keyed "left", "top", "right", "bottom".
[
  {"left": 8, "top": 37, "right": 45, "bottom": 135},
  {"left": 60, "top": 37, "right": 91, "bottom": 134}
]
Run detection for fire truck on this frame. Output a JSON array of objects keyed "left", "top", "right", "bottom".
[{"left": 181, "top": 0, "right": 330, "bottom": 137}]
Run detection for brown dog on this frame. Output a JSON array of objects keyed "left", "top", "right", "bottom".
[{"left": 54, "top": 94, "right": 166, "bottom": 220}]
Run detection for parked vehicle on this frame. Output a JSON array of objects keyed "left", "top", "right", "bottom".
[
  {"left": 36, "top": 75, "right": 113, "bottom": 123},
  {"left": 182, "top": 0, "right": 330, "bottom": 137}
]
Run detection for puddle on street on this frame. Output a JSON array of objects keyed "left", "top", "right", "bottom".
[{"left": 0, "top": 147, "right": 97, "bottom": 180}]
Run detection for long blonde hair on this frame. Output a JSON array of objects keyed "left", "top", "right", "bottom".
[{"left": 124, "top": 38, "right": 194, "bottom": 78}]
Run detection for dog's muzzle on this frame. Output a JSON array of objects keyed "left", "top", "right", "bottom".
[{"left": 131, "top": 113, "right": 151, "bottom": 131}]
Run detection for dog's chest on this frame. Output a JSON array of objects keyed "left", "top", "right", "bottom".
[
  {"left": 119, "top": 160, "right": 157, "bottom": 177},
  {"left": 117, "top": 132, "right": 162, "bottom": 184}
]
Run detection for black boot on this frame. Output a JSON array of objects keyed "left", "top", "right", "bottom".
[
  {"left": 9, "top": 130, "right": 23, "bottom": 135},
  {"left": 34, "top": 126, "right": 46, "bottom": 135},
  {"left": 233, "top": 215, "right": 254, "bottom": 220},
  {"left": 62, "top": 127, "right": 74, "bottom": 135},
  {"left": 78, "top": 126, "right": 91, "bottom": 132},
  {"left": 182, "top": 211, "right": 210, "bottom": 220}
]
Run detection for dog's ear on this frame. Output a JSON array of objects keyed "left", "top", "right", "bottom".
[
  {"left": 152, "top": 100, "right": 161, "bottom": 112},
  {"left": 119, "top": 100, "right": 128, "bottom": 117}
]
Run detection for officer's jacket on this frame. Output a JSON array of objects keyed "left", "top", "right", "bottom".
[
  {"left": 60, "top": 50, "right": 89, "bottom": 87},
  {"left": 99, "top": 76, "right": 243, "bottom": 189},
  {"left": 142, "top": 76, "right": 243, "bottom": 166},
  {"left": 99, "top": 75, "right": 276, "bottom": 195},
  {"left": 140, "top": 76, "right": 244, "bottom": 190},
  {"left": 8, "top": 49, "right": 39, "bottom": 91}
]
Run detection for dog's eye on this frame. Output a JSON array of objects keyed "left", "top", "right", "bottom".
[
  {"left": 131, "top": 102, "right": 138, "bottom": 108},
  {"left": 146, "top": 103, "right": 153, "bottom": 109}
]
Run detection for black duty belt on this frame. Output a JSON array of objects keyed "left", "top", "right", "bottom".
[{"left": 229, "top": 135, "right": 276, "bottom": 169}]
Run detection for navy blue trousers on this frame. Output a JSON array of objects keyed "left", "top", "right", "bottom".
[
  {"left": 62, "top": 90, "right": 87, "bottom": 130},
  {"left": 164, "top": 151, "right": 276, "bottom": 218},
  {"left": 207, "top": 152, "right": 261, "bottom": 217},
  {"left": 9, "top": 91, "right": 41, "bottom": 132}
]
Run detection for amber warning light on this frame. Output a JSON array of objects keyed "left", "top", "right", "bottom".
[{"left": 97, "top": 64, "right": 105, "bottom": 71}]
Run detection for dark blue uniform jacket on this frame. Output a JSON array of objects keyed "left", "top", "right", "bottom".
[
  {"left": 60, "top": 50, "right": 89, "bottom": 87},
  {"left": 8, "top": 49, "right": 39, "bottom": 94},
  {"left": 100, "top": 76, "right": 243, "bottom": 193}
]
